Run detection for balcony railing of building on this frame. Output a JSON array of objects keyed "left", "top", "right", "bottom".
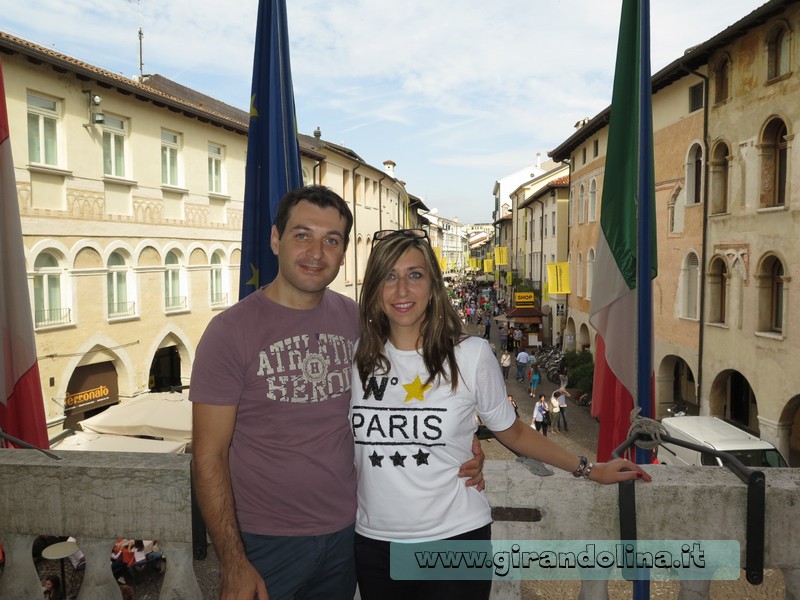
[
  {"left": 165, "top": 296, "right": 188, "bottom": 311},
  {"left": 108, "top": 301, "right": 136, "bottom": 318},
  {"left": 210, "top": 292, "right": 228, "bottom": 306},
  {"left": 34, "top": 307, "right": 71, "bottom": 328},
  {"left": 1, "top": 454, "right": 799, "bottom": 598}
]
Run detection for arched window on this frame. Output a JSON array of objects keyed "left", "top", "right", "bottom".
[
  {"left": 707, "top": 257, "right": 728, "bottom": 324},
  {"left": 578, "top": 185, "right": 585, "bottom": 224},
  {"left": 577, "top": 253, "right": 583, "bottom": 297},
  {"left": 589, "top": 179, "right": 597, "bottom": 222},
  {"left": 710, "top": 143, "right": 730, "bottom": 215},
  {"left": 356, "top": 236, "right": 364, "bottom": 281},
  {"left": 586, "top": 248, "right": 595, "bottom": 300},
  {"left": 760, "top": 119, "right": 789, "bottom": 208},
  {"left": 686, "top": 144, "right": 703, "bottom": 205},
  {"left": 164, "top": 250, "right": 186, "bottom": 311},
  {"left": 768, "top": 24, "right": 791, "bottom": 80},
  {"left": 682, "top": 253, "right": 700, "bottom": 319},
  {"left": 107, "top": 251, "right": 134, "bottom": 317},
  {"left": 757, "top": 255, "right": 785, "bottom": 333},
  {"left": 210, "top": 251, "right": 227, "bottom": 306},
  {"left": 714, "top": 55, "right": 731, "bottom": 104},
  {"left": 34, "top": 252, "right": 67, "bottom": 326}
]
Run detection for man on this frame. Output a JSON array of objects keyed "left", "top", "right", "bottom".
[
  {"left": 557, "top": 387, "right": 570, "bottom": 433},
  {"left": 191, "top": 186, "right": 483, "bottom": 600},
  {"left": 513, "top": 326, "right": 523, "bottom": 349},
  {"left": 483, "top": 314, "right": 491, "bottom": 339},
  {"left": 515, "top": 347, "right": 530, "bottom": 383}
]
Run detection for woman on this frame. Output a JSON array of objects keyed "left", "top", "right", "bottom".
[
  {"left": 499, "top": 349, "right": 512, "bottom": 381},
  {"left": 42, "top": 575, "right": 61, "bottom": 600},
  {"left": 351, "top": 229, "right": 650, "bottom": 600},
  {"left": 534, "top": 394, "right": 550, "bottom": 436},
  {"left": 529, "top": 364, "right": 541, "bottom": 397},
  {"left": 550, "top": 392, "right": 561, "bottom": 433}
]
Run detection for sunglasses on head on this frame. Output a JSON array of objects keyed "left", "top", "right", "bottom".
[{"left": 371, "top": 228, "right": 430, "bottom": 248}]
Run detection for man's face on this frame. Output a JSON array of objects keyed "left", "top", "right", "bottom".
[{"left": 271, "top": 200, "right": 347, "bottom": 298}]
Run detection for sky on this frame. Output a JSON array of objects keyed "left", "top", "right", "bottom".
[{"left": 0, "top": 0, "right": 766, "bottom": 224}]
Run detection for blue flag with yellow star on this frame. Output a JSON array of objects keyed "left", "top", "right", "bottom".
[{"left": 238, "top": 0, "right": 303, "bottom": 300}]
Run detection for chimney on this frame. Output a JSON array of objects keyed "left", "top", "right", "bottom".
[
  {"left": 536, "top": 152, "right": 542, "bottom": 168},
  {"left": 314, "top": 127, "right": 321, "bottom": 139},
  {"left": 383, "top": 159, "right": 396, "bottom": 176}
]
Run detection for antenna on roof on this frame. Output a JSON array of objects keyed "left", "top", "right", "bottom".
[{"left": 128, "top": 0, "right": 144, "bottom": 78}]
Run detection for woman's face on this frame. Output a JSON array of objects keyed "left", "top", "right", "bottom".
[{"left": 380, "top": 247, "right": 432, "bottom": 341}]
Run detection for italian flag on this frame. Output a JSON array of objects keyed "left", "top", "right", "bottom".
[
  {"left": 589, "top": 0, "right": 657, "bottom": 462},
  {"left": 0, "top": 60, "right": 49, "bottom": 449}
]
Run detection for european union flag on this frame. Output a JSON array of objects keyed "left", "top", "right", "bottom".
[{"left": 238, "top": 0, "right": 303, "bottom": 300}]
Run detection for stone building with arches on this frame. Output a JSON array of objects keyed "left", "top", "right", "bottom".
[
  {"left": 548, "top": 0, "right": 800, "bottom": 464},
  {"left": 2, "top": 29, "right": 414, "bottom": 437}
]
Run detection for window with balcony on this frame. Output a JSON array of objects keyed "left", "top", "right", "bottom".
[
  {"left": 210, "top": 251, "right": 227, "bottom": 306},
  {"left": 164, "top": 250, "right": 186, "bottom": 311},
  {"left": 102, "top": 115, "right": 127, "bottom": 178},
  {"left": 27, "top": 93, "right": 60, "bottom": 167},
  {"left": 34, "top": 252, "right": 69, "bottom": 327},
  {"left": 107, "top": 251, "right": 135, "bottom": 318}
]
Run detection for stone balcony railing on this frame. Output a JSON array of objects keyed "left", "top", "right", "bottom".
[{"left": 1, "top": 451, "right": 799, "bottom": 599}]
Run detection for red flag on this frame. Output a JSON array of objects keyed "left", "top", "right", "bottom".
[{"left": 0, "top": 59, "right": 49, "bottom": 449}]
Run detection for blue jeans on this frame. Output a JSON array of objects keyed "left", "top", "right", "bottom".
[
  {"left": 516, "top": 363, "right": 527, "bottom": 381},
  {"left": 241, "top": 524, "right": 356, "bottom": 600}
]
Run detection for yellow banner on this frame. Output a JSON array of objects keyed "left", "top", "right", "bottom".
[
  {"left": 547, "top": 262, "right": 571, "bottom": 294},
  {"left": 494, "top": 246, "right": 508, "bottom": 266},
  {"left": 433, "top": 246, "right": 442, "bottom": 259},
  {"left": 471, "top": 258, "right": 480, "bottom": 270},
  {"left": 483, "top": 259, "right": 494, "bottom": 272},
  {"left": 506, "top": 271, "right": 513, "bottom": 285},
  {"left": 439, "top": 258, "right": 447, "bottom": 271}
]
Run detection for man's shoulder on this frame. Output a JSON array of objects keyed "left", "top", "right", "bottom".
[{"left": 324, "top": 289, "right": 359, "bottom": 313}]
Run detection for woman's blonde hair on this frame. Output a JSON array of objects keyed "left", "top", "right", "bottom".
[{"left": 355, "top": 233, "right": 465, "bottom": 390}]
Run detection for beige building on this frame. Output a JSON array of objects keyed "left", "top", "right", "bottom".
[
  {"left": 548, "top": 0, "right": 800, "bottom": 463},
  {"left": 2, "top": 30, "right": 414, "bottom": 437}
]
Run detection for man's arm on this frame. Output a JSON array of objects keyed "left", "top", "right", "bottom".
[{"left": 192, "top": 403, "right": 269, "bottom": 600}]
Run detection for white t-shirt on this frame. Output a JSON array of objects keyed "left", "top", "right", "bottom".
[{"left": 351, "top": 336, "right": 516, "bottom": 541}]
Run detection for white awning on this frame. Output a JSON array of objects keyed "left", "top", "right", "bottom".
[
  {"left": 79, "top": 392, "right": 191, "bottom": 443},
  {"left": 52, "top": 431, "right": 186, "bottom": 453}
]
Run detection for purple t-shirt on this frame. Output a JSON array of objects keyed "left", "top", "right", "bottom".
[{"left": 190, "top": 288, "right": 360, "bottom": 536}]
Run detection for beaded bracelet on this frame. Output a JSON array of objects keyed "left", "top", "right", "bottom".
[
  {"left": 572, "top": 455, "right": 588, "bottom": 478},
  {"left": 582, "top": 462, "right": 595, "bottom": 480}
]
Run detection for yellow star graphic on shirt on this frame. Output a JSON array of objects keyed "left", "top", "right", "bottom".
[
  {"left": 402, "top": 375, "right": 431, "bottom": 403},
  {"left": 246, "top": 262, "right": 259, "bottom": 288}
]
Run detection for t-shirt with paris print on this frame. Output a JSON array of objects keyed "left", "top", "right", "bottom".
[{"left": 350, "top": 336, "right": 516, "bottom": 541}]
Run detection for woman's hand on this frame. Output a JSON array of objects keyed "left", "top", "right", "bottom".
[
  {"left": 459, "top": 435, "right": 486, "bottom": 491},
  {"left": 588, "top": 458, "right": 652, "bottom": 484}
]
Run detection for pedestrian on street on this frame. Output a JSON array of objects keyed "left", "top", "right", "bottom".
[
  {"left": 515, "top": 347, "right": 530, "bottom": 382},
  {"left": 532, "top": 394, "right": 549, "bottom": 437},
  {"left": 483, "top": 315, "right": 491, "bottom": 339},
  {"left": 500, "top": 350, "right": 512, "bottom": 381},
  {"left": 557, "top": 387, "right": 571, "bottom": 433},
  {"left": 499, "top": 323, "right": 508, "bottom": 350},
  {"left": 550, "top": 392, "right": 561, "bottom": 433},
  {"left": 513, "top": 327, "right": 523, "bottom": 349},
  {"left": 529, "top": 365, "right": 540, "bottom": 397}
]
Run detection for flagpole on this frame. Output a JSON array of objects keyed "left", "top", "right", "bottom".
[{"left": 635, "top": 2, "right": 654, "bottom": 599}]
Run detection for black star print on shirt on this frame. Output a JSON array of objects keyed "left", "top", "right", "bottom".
[
  {"left": 390, "top": 451, "right": 407, "bottom": 467},
  {"left": 412, "top": 449, "right": 430, "bottom": 465},
  {"left": 369, "top": 451, "right": 384, "bottom": 467}
]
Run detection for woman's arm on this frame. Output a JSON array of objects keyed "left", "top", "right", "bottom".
[{"left": 492, "top": 420, "right": 651, "bottom": 484}]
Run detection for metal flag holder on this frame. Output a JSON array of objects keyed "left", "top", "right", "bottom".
[{"left": 612, "top": 429, "right": 765, "bottom": 586}]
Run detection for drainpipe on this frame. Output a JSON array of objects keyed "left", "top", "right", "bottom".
[
  {"left": 377, "top": 174, "right": 387, "bottom": 230},
  {"left": 352, "top": 164, "right": 362, "bottom": 301},
  {"left": 681, "top": 65, "right": 710, "bottom": 411},
  {"left": 312, "top": 159, "right": 323, "bottom": 185}
]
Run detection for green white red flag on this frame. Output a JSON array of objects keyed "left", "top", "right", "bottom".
[
  {"left": 589, "top": 0, "right": 657, "bottom": 462},
  {"left": 0, "top": 59, "right": 49, "bottom": 449}
]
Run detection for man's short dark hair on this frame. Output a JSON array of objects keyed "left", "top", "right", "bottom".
[{"left": 275, "top": 186, "right": 353, "bottom": 250}]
